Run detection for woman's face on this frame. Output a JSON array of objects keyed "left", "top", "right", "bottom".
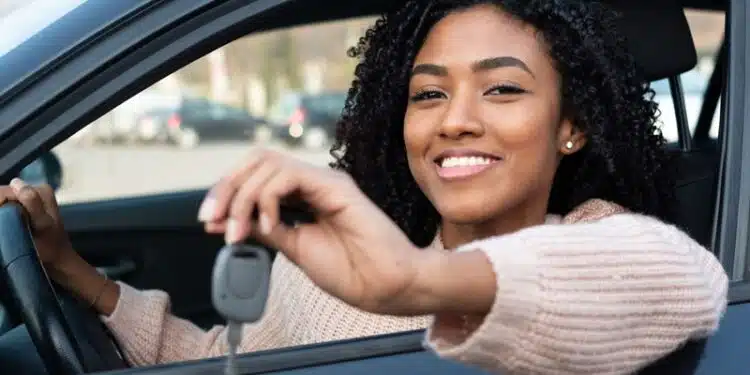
[{"left": 404, "top": 4, "right": 584, "bottom": 226}]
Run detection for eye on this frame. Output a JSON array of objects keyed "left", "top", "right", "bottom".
[
  {"left": 409, "top": 89, "right": 446, "bottom": 102},
  {"left": 484, "top": 84, "right": 527, "bottom": 96}
]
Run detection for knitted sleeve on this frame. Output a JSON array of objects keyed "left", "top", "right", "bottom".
[{"left": 424, "top": 214, "right": 728, "bottom": 375}]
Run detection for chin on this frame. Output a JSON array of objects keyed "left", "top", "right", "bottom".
[{"left": 434, "top": 199, "right": 500, "bottom": 225}]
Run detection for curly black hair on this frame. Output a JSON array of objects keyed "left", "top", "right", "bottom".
[{"left": 330, "top": 0, "right": 675, "bottom": 247}]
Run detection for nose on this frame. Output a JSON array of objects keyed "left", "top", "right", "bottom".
[{"left": 438, "top": 92, "right": 484, "bottom": 139}]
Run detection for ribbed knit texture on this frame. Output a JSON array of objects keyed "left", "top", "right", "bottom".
[{"left": 101, "top": 199, "right": 728, "bottom": 374}]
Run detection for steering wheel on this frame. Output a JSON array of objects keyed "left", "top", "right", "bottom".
[{"left": 0, "top": 203, "right": 127, "bottom": 374}]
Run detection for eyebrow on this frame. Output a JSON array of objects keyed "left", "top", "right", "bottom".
[{"left": 411, "top": 56, "right": 534, "bottom": 77}]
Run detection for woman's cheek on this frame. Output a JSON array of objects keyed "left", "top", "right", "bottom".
[{"left": 481, "top": 97, "right": 559, "bottom": 149}]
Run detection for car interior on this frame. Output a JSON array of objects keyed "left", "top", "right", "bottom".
[{"left": 0, "top": 0, "right": 731, "bottom": 374}]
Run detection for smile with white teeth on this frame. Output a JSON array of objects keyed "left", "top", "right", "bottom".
[{"left": 439, "top": 156, "right": 496, "bottom": 168}]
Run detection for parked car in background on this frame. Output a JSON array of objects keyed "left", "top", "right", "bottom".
[
  {"left": 69, "top": 91, "right": 181, "bottom": 145},
  {"left": 134, "top": 97, "right": 267, "bottom": 148},
  {"left": 265, "top": 91, "right": 347, "bottom": 150}
]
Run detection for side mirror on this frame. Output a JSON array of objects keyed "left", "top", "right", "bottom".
[{"left": 17, "top": 151, "right": 63, "bottom": 191}]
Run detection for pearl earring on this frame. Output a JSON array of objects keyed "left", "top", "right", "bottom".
[{"left": 565, "top": 140, "right": 574, "bottom": 150}]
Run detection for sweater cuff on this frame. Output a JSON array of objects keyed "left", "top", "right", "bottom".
[
  {"left": 100, "top": 281, "right": 171, "bottom": 366},
  {"left": 424, "top": 236, "right": 542, "bottom": 371}
]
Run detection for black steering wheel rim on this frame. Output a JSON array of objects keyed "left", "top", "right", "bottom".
[{"left": 0, "top": 203, "right": 127, "bottom": 374}]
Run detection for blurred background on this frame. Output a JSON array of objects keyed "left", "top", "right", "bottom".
[{"left": 0, "top": 1, "right": 726, "bottom": 204}]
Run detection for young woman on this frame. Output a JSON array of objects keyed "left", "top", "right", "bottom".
[{"left": 2, "top": 1, "right": 727, "bottom": 374}]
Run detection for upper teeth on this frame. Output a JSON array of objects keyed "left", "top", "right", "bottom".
[{"left": 440, "top": 156, "right": 495, "bottom": 168}]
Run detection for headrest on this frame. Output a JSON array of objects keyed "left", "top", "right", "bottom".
[
  {"left": 258, "top": 0, "right": 697, "bottom": 81},
  {"left": 605, "top": 0, "right": 697, "bottom": 80}
]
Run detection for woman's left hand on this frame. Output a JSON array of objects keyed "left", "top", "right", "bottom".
[{"left": 197, "top": 149, "right": 440, "bottom": 315}]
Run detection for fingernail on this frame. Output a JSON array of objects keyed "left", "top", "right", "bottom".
[
  {"left": 259, "top": 213, "right": 272, "bottom": 235},
  {"left": 225, "top": 219, "right": 240, "bottom": 244},
  {"left": 197, "top": 198, "right": 216, "bottom": 222}
]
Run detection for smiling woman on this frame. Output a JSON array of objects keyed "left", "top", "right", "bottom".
[
  {"left": 0, "top": 1, "right": 729, "bottom": 375},
  {"left": 403, "top": 6, "right": 578, "bottom": 231},
  {"left": 336, "top": 0, "right": 680, "bottom": 247}
]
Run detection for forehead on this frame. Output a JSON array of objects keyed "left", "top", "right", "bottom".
[{"left": 414, "top": 5, "right": 548, "bottom": 66}]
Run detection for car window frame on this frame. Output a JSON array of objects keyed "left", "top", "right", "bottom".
[
  {"left": 98, "top": 330, "right": 464, "bottom": 375},
  {"left": 0, "top": 0, "right": 297, "bottom": 181},
  {"left": 716, "top": 0, "right": 750, "bottom": 303},
  {"left": 0, "top": 0, "right": 161, "bottom": 138}
]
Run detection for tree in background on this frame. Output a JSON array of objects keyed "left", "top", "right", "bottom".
[
  {"left": 165, "top": 18, "right": 373, "bottom": 114},
  {"left": 158, "top": 17, "right": 384, "bottom": 116}
]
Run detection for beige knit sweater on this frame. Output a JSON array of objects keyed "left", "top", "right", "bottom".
[{"left": 101, "top": 199, "right": 728, "bottom": 375}]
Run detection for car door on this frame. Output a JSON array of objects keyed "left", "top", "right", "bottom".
[
  {"left": 691, "top": 0, "right": 750, "bottom": 373},
  {"left": 93, "top": 1, "right": 750, "bottom": 374},
  {"left": 226, "top": 105, "right": 260, "bottom": 138},
  {"left": 0, "top": 0, "right": 377, "bottom": 331},
  {"left": 0, "top": 1, "right": 743, "bottom": 375}
]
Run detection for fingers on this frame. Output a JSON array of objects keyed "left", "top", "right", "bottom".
[
  {"left": 200, "top": 148, "right": 339, "bottom": 247},
  {"left": 0, "top": 185, "right": 17, "bottom": 206},
  {"left": 199, "top": 148, "right": 286, "bottom": 241},
  {"left": 251, "top": 217, "right": 301, "bottom": 263},
  {"left": 8, "top": 178, "right": 55, "bottom": 231},
  {"left": 204, "top": 221, "right": 227, "bottom": 234},
  {"left": 250, "top": 169, "right": 308, "bottom": 259},
  {"left": 256, "top": 169, "right": 299, "bottom": 235},
  {"left": 198, "top": 149, "right": 267, "bottom": 223},
  {"left": 200, "top": 148, "right": 311, "bottom": 244},
  {"left": 225, "top": 161, "right": 280, "bottom": 243},
  {"left": 35, "top": 184, "right": 60, "bottom": 213}
]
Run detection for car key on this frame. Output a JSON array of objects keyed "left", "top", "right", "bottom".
[{"left": 212, "top": 244, "right": 272, "bottom": 375}]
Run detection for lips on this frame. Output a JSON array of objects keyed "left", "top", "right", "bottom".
[{"left": 433, "top": 149, "right": 502, "bottom": 180}]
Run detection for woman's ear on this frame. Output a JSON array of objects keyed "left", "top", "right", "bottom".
[{"left": 558, "top": 119, "right": 587, "bottom": 155}]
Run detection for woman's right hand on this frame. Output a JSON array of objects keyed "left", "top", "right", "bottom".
[
  {"left": 0, "top": 178, "right": 74, "bottom": 268},
  {"left": 0, "top": 178, "right": 119, "bottom": 315}
]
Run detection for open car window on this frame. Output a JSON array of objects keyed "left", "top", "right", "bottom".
[
  {"left": 52, "top": 16, "right": 375, "bottom": 204},
  {"left": 652, "top": 8, "right": 724, "bottom": 143}
]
